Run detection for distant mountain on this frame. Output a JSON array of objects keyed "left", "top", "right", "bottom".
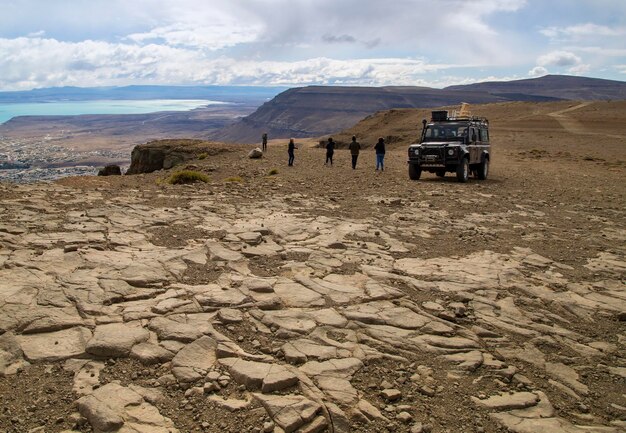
[
  {"left": 209, "top": 86, "right": 509, "bottom": 143},
  {"left": 211, "top": 75, "right": 625, "bottom": 143},
  {"left": 446, "top": 75, "right": 626, "bottom": 101},
  {"left": 0, "top": 85, "right": 288, "bottom": 104}
]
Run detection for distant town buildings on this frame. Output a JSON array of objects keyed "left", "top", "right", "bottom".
[{"left": 0, "top": 135, "right": 128, "bottom": 183}]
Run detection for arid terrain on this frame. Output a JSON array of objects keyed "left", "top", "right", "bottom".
[{"left": 0, "top": 100, "right": 624, "bottom": 433}]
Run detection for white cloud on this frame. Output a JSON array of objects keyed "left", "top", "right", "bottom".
[
  {"left": 0, "top": 36, "right": 464, "bottom": 90},
  {"left": 568, "top": 63, "right": 591, "bottom": 75},
  {"left": 541, "top": 23, "right": 626, "bottom": 39},
  {"left": 537, "top": 51, "right": 582, "bottom": 68},
  {"left": 528, "top": 66, "right": 548, "bottom": 77}
]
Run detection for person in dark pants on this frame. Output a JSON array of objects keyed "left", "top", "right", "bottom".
[
  {"left": 287, "top": 138, "right": 296, "bottom": 166},
  {"left": 262, "top": 132, "right": 268, "bottom": 152},
  {"left": 374, "top": 137, "right": 385, "bottom": 171},
  {"left": 348, "top": 135, "right": 360, "bottom": 169},
  {"left": 325, "top": 137, "right": 335, "bottom": 166}
]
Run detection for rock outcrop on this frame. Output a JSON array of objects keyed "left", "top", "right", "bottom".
[{"left": 126, "top": 139, "right": 230, "bottom": 174}]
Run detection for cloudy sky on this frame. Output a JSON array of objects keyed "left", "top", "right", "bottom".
[{"left": 1, "top": 0, "right": 625, "bottom": 90}]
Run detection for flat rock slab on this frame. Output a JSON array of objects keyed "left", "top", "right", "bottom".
[
  {"left": 130, "top": 342, "right": 175, "bottom": 365},
  {"left": 219, "top": 357, "right": 298, "bottom": 393},
  {"left": 86, "top": 322, "right": 150, "bottom": 357},
  {"left": 253, "top": 393, "right": 322, "bottom": 433},
  {"left": 77, "top": 382, "right": 179, "bottom": 433},
  {"left": 472, "top": 392, "right": 540, "bottom": 411},
  {"left": 16, "top": 327, "right": 92, "bottom": 362},
  {"left": 171, "top": 336, "right": 217, "bottom": 382}
]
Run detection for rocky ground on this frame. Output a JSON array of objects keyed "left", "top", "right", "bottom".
[{"left": 0, "top": 101, "right": 625, "bottom": 433}]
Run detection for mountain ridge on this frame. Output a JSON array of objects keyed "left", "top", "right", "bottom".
[{"left": 210, "top": 75, "right": 625, "bottom": 143}]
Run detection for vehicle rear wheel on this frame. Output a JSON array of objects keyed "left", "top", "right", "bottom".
[
  {"left": 436, "top": 170, "right": 445, "bottom": 178},
  {"left": 409, "top": 164, "right": 421, "bottom": 180},
  {"left": 478, "top": 157, "right": 489, "bottom": 180},
  {"left": 456, "top": 158, "right": 469, "bottom": 183}
]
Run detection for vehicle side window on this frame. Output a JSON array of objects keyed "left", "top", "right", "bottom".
[
  {"left": 482, "top": 129, "right": 489, "bottom": 142},
  {"left": 478, "top": 129, "right": 483, "bottom": 141},
  {"left": 470, "top": 128, "right": 477, "bottom": 142}
]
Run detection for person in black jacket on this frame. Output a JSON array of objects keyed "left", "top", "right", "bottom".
[
  {"left": 374, "top": 137, "right": 385, "bottom": 171},
  {"left": 325, "top": 137, "right": 335, "bottom": 166},
  {"left": 348, "top": 135, "right": 361, "bottom": 169},
  {"left": 262, "top": 132, "right": 268, "bottom": 152},
  {"left": 287, "top": 138, "right": 296, "bottom": 166}
]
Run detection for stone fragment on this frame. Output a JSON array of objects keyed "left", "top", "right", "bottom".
[
  {"left": 397, "top": 411, "right": 413, "bottom": 423},
  {"left": 354, "top": 399, "right": 388, "bottom": 422},
  {"left": 381, "top": 389, "right": 402, "bottom": 402}
]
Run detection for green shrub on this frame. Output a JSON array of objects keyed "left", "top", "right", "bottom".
[
  {"left": 224, "top": 176, "right": 243, "bottom": 183},
  {"left": 167, "top": 170, "right": 210, "bottom": 185},
  {"left": 197, "top": 152, "right": 208, "bottom": 160},
  {"left": 268, "top": 168, "right": 279, "bottom": 176}
]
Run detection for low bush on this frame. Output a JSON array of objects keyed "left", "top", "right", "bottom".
[
  {"left": 268, "top": 168, "right": 279, "bottom": 176},
  {"left": 197, "top": 152, "right": 208, "bottom": 160},
  {"left": 224, "top": 176, "right": 243, "bottom": 182},
  {"left": 167, "top": 170, "right": 210, "bottom": 185}
]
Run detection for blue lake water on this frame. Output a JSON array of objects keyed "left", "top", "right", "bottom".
[{"left": 0, "top": 99, "right": 224, "bottom": 124}]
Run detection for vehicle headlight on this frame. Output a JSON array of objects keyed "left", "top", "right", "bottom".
[
  {"left": 448, "top": 149, "right": 455, "bottom": 156},
  {"left": 414, "top": 148, "right": 420, "bottom": 155}
]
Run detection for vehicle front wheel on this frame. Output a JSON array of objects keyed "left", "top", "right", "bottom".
[
  {"left": 456, "top": 158, "right": 469, "bottom": 183},
  {"left": 478, "top": 157, "right": 489, "bottom": 180},
  {"left": 436, "top": 170, "right": 445, "bottom": 178},
  {"left": 409, "top": 164, "right": 421, "bottom": 180}
]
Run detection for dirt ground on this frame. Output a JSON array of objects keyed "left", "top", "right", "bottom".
[{"left": 1, "top": 100, "right": 625, "bottom": 433}]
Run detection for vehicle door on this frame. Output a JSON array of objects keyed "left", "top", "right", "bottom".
[{"left": 469, "top": 126, "right": 480, "bottom": 164}]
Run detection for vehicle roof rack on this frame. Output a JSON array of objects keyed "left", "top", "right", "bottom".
[{"left": 431, "top": 103, "right": 489, "bottom": 125}]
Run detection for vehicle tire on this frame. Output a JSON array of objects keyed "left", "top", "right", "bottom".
[
  {"left": 456, "top": 158, "right": 469, "bottom": 183},
  {"left": 478, "top": 157, "right": 489, "bottom": 180},
  {"left": 409, "top": 164, "right": 421, "bottom": 180},
  {"left": 436, "top": 170, "right": 445, "bottom": 177}
]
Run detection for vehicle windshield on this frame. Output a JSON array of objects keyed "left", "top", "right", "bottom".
[{"left": 423, "top": 124, "right": 467, "bottom": 142}]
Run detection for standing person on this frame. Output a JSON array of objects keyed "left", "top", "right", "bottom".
[
  {"left": 287, "top": 138, "right": 296, "bottom": 166},
  {"left": 348, "top": 135, "right": 361, "bottom": 169},
  {"left": 325, "top": 137, "right": 335, "bottom": 166},
  {"left": 262, "top": 132, "right": 268, "bottom": 152},
  {"left": 374, "top": 137, "right": 386, "bottom": 171}
]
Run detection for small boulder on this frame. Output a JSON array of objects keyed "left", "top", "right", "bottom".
[
  {"left": 248, "top": 148, "right": 263, "bottom": 159},
  {"left": 97, "top": 164, "right": 122, "bottom": 176}
]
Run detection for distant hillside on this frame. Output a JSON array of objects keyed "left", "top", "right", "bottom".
[
  {"left": 210, "top": 86, "right": 508, "bottom": 143},
  {"left": 446, "top": 75, "right": 626, "bottom": 101},
  {"left": 331, "top": 99, "right": 626, "bottom": 150},
  {"left": 211, "top": 75, "right": 626, "bottom": 143}
]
